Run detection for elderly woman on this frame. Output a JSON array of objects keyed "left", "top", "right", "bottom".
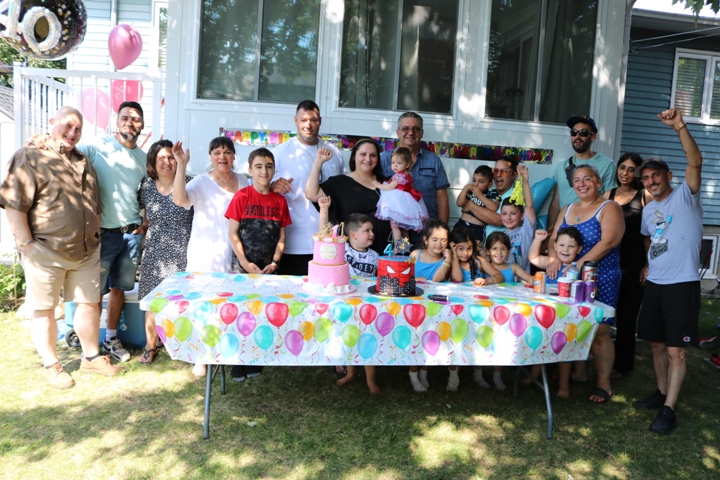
[
  {"left": 137, "top": 140, "right": 194, "bottom": 364},
  {"left": 548, "top": 164, "right": 624, "bottom": 402},
  {"left": 604, "top": 153, "right": 651, "bottom": 376},
  {"left": 173, "top": 136, "right": 250, "bottom": 375},
  {"left": 305, "top": 138, "right": 392, "bottom": 254}
]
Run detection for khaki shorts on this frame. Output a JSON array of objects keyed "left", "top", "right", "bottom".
[{"left": 21, "top": 241, "right": 101, "bottom": 310}]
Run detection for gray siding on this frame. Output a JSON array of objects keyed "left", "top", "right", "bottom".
[{"left": 621, "top": 27, "right": 720, "bottom": 225}]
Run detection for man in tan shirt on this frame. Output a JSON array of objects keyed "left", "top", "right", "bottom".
[{"left": 0, "top": 107, "right": 123, "bottom": 389}]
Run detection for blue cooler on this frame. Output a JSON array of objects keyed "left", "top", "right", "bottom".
[{"left": 63, "top": 302, "right": 106, "bottom": 348}]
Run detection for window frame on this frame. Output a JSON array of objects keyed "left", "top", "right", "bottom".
[
  {"left": 150, "top": 1, "right": 168, "bottom": 72},
  {"left": 671, "top": 48, "right": 720, "bottom": 126},
  {"left": 700, "top": 234, "right": 719, "bottom": 279}
]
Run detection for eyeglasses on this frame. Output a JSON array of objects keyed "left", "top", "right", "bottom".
[
  {"left": 399, "top": 126, "right": 422, "bottom": 133},
  {"left": 493, "top": 168, "right": 514, "bottom": 176},
  {"left": 570, "top": 129, "right": 591, "bottom": 138}
]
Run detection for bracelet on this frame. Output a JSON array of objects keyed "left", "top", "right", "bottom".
[
  {"left": 674, "top": 122, "right": 686, "bottom": 132},
  {"left": 18, "top": 239, "right": 34, "bottom": 248},
  {"left": 271, "top": 259, "right": 279, "bottom": 265},
  {"left": 442, "top": 261, "right": 451, "bottom": 267}
]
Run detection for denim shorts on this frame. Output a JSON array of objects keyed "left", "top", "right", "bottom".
[{"left": 100, "top": 229, "right": 143, "bottom": 294}]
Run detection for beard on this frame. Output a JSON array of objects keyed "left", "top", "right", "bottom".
[
  {"left": 572, "top": 139, "right": 591, "bottom": 154},
  {"left": 119, "top": 130, "right": 140, "bottom": 142}
]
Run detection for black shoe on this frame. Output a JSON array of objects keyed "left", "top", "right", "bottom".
[
  {"left": 231, "top": 365, "right": 246, "bottom": 382},
  {"left": 245, "top": 365, "right": 264, "bottom": 378},
  {"left": 649, "top": 405, "right": 676, "bottom": 435},
  {"left": 633, "top": 389, "right": 666, "bottom": 409}
]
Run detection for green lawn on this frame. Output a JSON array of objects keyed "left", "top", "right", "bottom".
[{"left": 1, "top": 302, "right": 719, "bottom": 480}]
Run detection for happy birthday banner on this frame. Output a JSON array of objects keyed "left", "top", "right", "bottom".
[
  {"left": 140, "top": 273, "right": 611, "bottom": 366},
  {"left": 219, "top": 128, "right": 553, "bottom": 164}
]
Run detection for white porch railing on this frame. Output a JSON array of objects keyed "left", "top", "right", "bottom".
[{"left": 13, "top": 64, "right": 164, "bottom": 150}]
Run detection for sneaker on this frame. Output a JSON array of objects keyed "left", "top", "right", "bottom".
[
  {"left": 245, "top": 366, "right": 264, "bottom": 378},
  {"left": 44, "top": 362, "right": 75, "bottom": 390},
  {"left": 709, "top": 356, "right": 720, "bottom": 369},
  {"left": 80, "top": 355, "right": 125, "bottom": 376},
  {"left": 103, "top": 337, "right": 131, "bottom": 362},
  {"left": 231, "top": 365, "right": 246, "bottom": 382},
  {"left": 649, "top": 405, "right": 676, "bottom": 435},
  {"left": 699, "top": 337, "right": 718, "bottom": 349},
  {"left": 633, "top": 389, "right": 666, "bottom": 409}
]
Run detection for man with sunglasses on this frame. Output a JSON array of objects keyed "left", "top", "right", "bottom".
[
  {"left": 547, "top": 116, "right": 616, "bottom": 231},
  {"left": 380, "top": 112, "right": 450, "bottom": 228},
  {"left": 633, "top": 108, "right": 703, "bottom": 435},
  {"left": 483, "top": 155, "right": 519, "bottom": 238}
]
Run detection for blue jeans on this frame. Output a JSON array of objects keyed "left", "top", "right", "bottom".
[{"left": 100, "top": 229, "right": 143, "bottom": 295}]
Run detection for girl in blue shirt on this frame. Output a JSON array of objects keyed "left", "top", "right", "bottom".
[
  {"left": 485, "top": 231, "right": 534, "bottom": 284},
  {"left": 449, "top": 227, "right": 503, "bottom": 285}
]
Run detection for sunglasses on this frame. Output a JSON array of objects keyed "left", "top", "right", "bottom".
[
  {"left": 570, "top": 129, "right": 592, "bottom": 138},
  {"left": 493, "top": 168, "right": 515, "bottom": 176},
  {"left": 399, "top": 126, "right": 422, "bottom": 133}
]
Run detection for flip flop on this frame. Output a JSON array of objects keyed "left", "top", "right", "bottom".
[
  {"left": 588, "top": 387, "right": 612, "bottom": 404},
  {"left": 139, "top": 348, "right": 157, "bottom": 364}
]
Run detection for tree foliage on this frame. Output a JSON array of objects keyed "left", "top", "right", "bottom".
[
  {"left": 0, "top": 39, "right": 66, "bottom": 87},
  {"left": 673, "top": 0, "right": 720, "bottom": 15}
]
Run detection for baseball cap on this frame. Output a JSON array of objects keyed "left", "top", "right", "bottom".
[
  {"left": 635, "top": 158, "right": 670, "bottom": 178},
  {"left": 566, "top": 115, "right": 598, "bottom": 133}
]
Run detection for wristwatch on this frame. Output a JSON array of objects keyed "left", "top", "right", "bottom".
[{"left": 18, "top": 239, "right": 34, "bottom": 248}]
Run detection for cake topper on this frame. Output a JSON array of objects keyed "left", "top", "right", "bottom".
[
  {"left": 317, "top": 222, "right": 333, "bottom": 237},
  {"left": 396, "top": 237, "right": 413, "bottom": 255}
]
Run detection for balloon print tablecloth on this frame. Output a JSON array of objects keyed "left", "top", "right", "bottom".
[{"left": 139, "top": 273, "right": 614, "bottom": 366}]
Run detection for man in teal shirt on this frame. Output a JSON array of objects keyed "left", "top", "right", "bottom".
[
  {"left": 78, "top": 101, "right": 147, "bottom": 363},
  {"left": 547, "top": 116, "right": 617, "bottom": 231}
]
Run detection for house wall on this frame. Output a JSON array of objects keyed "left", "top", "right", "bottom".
[
  {"left": 164, "top": 0, "right": 632, "bottom": 222},
  {"left": 621, "top": 27, "right": 720, "bottom": 226}
]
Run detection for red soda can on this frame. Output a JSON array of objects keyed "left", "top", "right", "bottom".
[
  {"left": 533, "top": 272, "right": 546, "bottom": 294},
  {"left": 557, "top": 277, "right": 572, "bottom": 298},
  {"left": 581, "top": 261, "right": 598, "bottom": 282},
  {"left": 584, "top": 281, "right": 596, "bottom": 303},
  {"left": 572, "top": 280, "right": 585, "bottom": 303}
]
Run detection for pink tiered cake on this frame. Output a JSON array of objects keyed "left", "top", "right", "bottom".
[{"left": 303, "top": 224, "right": 353, "bottom": 294}]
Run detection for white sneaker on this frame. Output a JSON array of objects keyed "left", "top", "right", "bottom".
[{"left": 102, "top": 337, "right": 131, "bottom": 362}]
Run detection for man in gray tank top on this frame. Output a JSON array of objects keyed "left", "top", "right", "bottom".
[{"left": 633, "top": 108, "right": 703, "bottom": 436}]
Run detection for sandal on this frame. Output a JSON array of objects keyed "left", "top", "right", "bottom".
[
  {"left": 588, "top": 387, "right": 612, "bottom": 404},
  {"left": 139, "top": 348, "right": 157, "bottom": 364}
]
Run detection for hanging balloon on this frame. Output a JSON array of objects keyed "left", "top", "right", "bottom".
[
  {"left": 0, "top": 0, "right": 87, "bottom": 60},
  {"left": 80, "top": 88, "right": 109, "bottom": 129},
  {"left": 108, "top": 24, "right": 143, "bottom": 70},
  {"left": 110, "top": 80, "right": 144, "bottom": 113}
]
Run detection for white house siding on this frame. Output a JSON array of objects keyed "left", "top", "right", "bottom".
[
  {"left": 163, "top": 0, "right": 633, "bottom": 223},
  {"left": 66, "top": 0, "right": 161, "bottom": 147}
]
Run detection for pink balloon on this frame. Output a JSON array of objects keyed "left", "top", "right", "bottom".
[
  {"left": 285, "top": 330, "right": 304, "bottom": 357},
  {"left": 111, "top": 80, "right": 144, "bottom": 113},
  {"left": 236, "top": 312, "right": 256, "bottom": 337},
  {"left": 266, "top": 302, "right": 289, "bottom": 328},
  {"left": 508, "top": 313, "right": 528, "bottom": 337},
  {"left": 551, "top": 331, "right": 567, "bottom": 355},
  {"left": 80, "top": 88, "right": 109, "bottom": 129},
  {"left": 219, "top": 303, "right": 239, "bottom": 325},
  {"left": 156, "top": 326, "right": 167, "bottom": 344},
  {"left": 493, "top": 305, "right": 510, "bottom": 325},
  {"left": 376, "top": 312, "right": 394, "bottom": 337},
  {"left": 422, "top": 330, "right": 440, "bottom": 356},
  {"left": 108, "top": 24, "right": 143, "bottom": 70}
]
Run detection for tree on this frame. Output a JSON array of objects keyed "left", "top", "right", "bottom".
[
  {"left": 673, "top": 0, "right": 720, "bottom": 14},
  {"left": 0, "top": 40, "right": 66, "bottom": 87}
]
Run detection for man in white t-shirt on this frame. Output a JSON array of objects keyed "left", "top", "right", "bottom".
[{"left": 271, "top": 100, "right": 345, "bottom": 275}]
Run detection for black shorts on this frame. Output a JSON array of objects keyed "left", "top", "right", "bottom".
[{"left": 637, "top": 281, "right": 700, "bottom": 347}]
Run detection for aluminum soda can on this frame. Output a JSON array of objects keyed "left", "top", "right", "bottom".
[
  {"left": 584, "top": 281, "right": 596, "bottom": 303},
  {"left": 581, "top": 261, "right": 598, "bottom": 282},
  {"left": 557, "top": 277, "right": 572, "bottom": 298},
  {"left": 533, "top": 272, "right": 546, "bottom": 294},
  {"left": 572, "top": 280, "right": 585, "bottom": 303}
]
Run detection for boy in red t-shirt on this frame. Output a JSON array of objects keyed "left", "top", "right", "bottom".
[{"left": 225, "top": 147, "right": 291, "bottom": 381}]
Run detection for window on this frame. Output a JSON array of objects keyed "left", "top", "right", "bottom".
[
  {"left": 486, "top": 0, "right": 598, "bottom": 123},
  {"left": 700, "top": 235, "right": 718, "bottom": 278},
  {"left": 672, "top": 49, "right": 720, "bottom": 124},
  {"left": 152, "top": 2, "right": 168, "bottom": 71},
  {"left": 339, "top": 0, "right": 458, "bottom": 114},
  {"left": 197, "top": 0, "right": 321, "bottom": 102}
]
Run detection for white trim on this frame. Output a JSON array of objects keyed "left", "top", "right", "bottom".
[
  {"left": 701, "top": 234, "right": 719, "bottom": 278},
  {"left": 671, "top": 47, "right": 720, "bottom": 126},
  {"left": 150, "top": 1, "right": 168, "bottom": 72}
]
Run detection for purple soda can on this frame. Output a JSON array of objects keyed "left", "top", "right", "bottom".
[
  {"left": 584, "top": 281, "right": 596, "bottom": 303},
  {"left": 572, "top": 280, "right": 584, "bottom": 303}
]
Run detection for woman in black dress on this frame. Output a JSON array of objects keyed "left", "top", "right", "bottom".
[
  {"left": 305, "top": 138, "right": 393, "bottom": 255},
  {"left": 604, "top": 152, "right": 651, "bottom": 375}
]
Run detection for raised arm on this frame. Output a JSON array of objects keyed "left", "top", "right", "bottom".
[
  {"left": 171, "top": 141, "right": 192, "bottom": 208},
  {"left": 547, "top": 185, "right": 560, "bottom": 232},
  {"left": 546, "top": 204, "right": 569, "bottom": 279},
  {"left": 304, "top": 147, "right": 333, "bottom": 202},
  {"left": 528, "top": 229, "right": 549, "bottom": 269},
  {"left": 517, "top": 165, "right": 535, "bottom": 225},
  {"left": 658, "top": 108, "right": 702, "bottom": 194},
  {"left": 318, "top": 196, "right": 332, "bottom": 228}
]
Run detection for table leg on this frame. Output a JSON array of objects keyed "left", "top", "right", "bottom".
[
  {"left": 220, "top": 365, "right": 226, "bottom": 394},
  {"left": 541, "top": 365, "right": 554, "bottom": 439},
  {"left": 203, "top": 365, "right": 214, "bottom": 439}
]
